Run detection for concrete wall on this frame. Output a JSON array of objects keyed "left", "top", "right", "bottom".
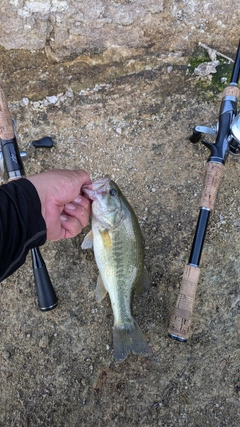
[{"left": 1, "top": 0, "right": 239, "bottom": 61}]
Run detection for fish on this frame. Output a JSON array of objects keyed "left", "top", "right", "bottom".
[{"left": 81, "top": 176, "right": 151, "bottom": 362}]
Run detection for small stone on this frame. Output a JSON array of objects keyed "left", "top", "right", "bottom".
[
  {"left": 43, "top": 99, "right": 50, "bottom": 107},
  {"left": 20, "top": 97, "right": 29, "bottom": 107},
  {"left": 32, "top": 101, "right": 41, "bottom": 108},
  {"left": 2, "top": 348, "right": 11, "bottom": 360},
  {"left": 233, "top": 221, "right": 240, "bottom": 227},
  {"left": 39, "top": 335, "right": 49, "bottom": 348},
  {"left": 194, "top": 60, "right": 220, "bottom": 76},
  {"left": 46, "top": 95, "right": 58, "bottom": 104},
  {"left": 65, "top": 89, "right": 74, "bottom": 98}
]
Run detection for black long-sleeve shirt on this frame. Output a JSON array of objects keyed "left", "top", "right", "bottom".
[{"left": 0, "top": 178, "right": 46, "bottom": 281}]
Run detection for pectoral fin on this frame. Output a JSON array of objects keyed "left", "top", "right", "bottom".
[
  {"left": 81, "top": 230, "right": 93, "bottom": 249},
  {"left": 134, "top": 265, "right": 150, "bottom": 296},
  {"left": 96, "top": 273, "right": 108, "bottom": 303}
]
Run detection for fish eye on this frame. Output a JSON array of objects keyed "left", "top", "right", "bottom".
[{"left": 109, "top": 188, "right": 117, "bottom": 196}]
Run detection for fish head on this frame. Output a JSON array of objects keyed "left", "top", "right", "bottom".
[{"left": 82, "top": 176, "right": 123, "bottom": 228}]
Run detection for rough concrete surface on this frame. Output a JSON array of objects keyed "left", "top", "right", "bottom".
[
  {"left": 1, "top": 0, "right": 240, "bottom": 57},
  {"left": 1, "top": 1, "right": 240, "bottom": 426}
]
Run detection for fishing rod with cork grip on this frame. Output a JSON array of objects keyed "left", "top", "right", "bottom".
[
  {"left": 0, "top": 82, "right": 58, "bottom": 311},
  {"left": 168, "top": 40, "right": 240, "bottom": 342}
]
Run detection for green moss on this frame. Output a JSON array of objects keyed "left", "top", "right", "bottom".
[
  {"left": 187, "top": 47, "right": 234, "bottom": 97},
  {"left": 211, "top": 63, "right": 233, "bottom": 91},
  {"left": 188, "top": 49, "right": 211, "bottom": 72}
]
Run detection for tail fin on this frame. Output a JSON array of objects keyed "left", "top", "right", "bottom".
[{"left": 113, "top": 318, "right": 151, "bottom": 362}]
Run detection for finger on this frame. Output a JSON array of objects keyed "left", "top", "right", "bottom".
[
  {"left": 72, "top": 195, "right": 91, "bottom": 211},
  {"left": 60, "top": 214, "right": 83, "bottom": 239},
  {"left": 73, "top": 169, "right": 92, "bottom": 186},
  {"left": 63, "top": 202, "right": 90, "bottom": 228}
]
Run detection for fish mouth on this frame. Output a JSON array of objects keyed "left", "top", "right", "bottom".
[{"left": 82, "top": 175, "right": 110, "bottom": 201}]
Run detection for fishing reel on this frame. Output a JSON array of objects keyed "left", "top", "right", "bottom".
[
  {"left": 0, "top": 136, "right": 54, "bottom": 180},
  {"left": 190, "top": 113, "right": 240, "bottom": 155}
]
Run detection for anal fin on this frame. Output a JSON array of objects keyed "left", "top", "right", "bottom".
[
  {"left": 134, "top": 264, "right": 150, "bottom": 296},
  {"left": 96, "top": 273, "right": 108, "bottom": 303}
]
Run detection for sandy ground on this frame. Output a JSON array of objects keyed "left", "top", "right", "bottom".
[{"left": 1, "top": 62, "right": 240, "bottom": 426}]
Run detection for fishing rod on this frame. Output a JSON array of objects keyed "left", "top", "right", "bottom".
[
  {"left": 0, "top": 83, "right": 58, "bottom": 311},
  {"left": 168, "top": 40, "right": 240, "bottom": 342}
]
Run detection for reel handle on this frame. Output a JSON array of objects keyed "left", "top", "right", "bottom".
[{"left": 31, "top": 136, "right": 54, "bottom": 149}]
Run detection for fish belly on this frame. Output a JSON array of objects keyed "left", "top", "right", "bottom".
[
  {"left": 93, "top": 220, "right": 150, "bottom": 361},
  {"left": 93, "top": 221, "right": 138, "bottom": 322}
]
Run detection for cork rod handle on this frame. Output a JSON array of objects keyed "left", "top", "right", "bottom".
[
  {"left": 0, "top": 84, "right": 14, "bottom": 140},
  {"left": 200, "top": 162, "right": 224, "bottom": 210},
  {"left": 168, "top": 162, "right": 224, "bottom": 340},
  {"left": 168, "top": 265, "right": 200, "bottom": 341}
]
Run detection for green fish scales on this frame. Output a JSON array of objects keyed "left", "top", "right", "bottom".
[{"left": 82, "top": 176, "right": 150, "bottom": 362}]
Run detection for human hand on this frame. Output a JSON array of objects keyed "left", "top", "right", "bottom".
[{"left": 27, "top": 169, "right": 92, "bottom": 241}]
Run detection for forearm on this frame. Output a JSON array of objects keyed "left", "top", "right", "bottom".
[{"left": 0, "top": 179, "right": 46, "bottom": 281}]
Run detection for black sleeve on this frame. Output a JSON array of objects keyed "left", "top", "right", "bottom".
[{"left": 0, "top": 178, "right": 46, "bottom": 281}]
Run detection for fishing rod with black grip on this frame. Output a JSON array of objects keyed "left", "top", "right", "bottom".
[
  {"left": 168, "top": 41, "right": 240, "bottom": 342},
  {"left": 0, "top": 83, "right": 58, "bottom": 311}
]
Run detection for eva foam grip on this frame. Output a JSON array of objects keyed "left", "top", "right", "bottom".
[{"left": 168, "top": 264, "right": 200, "bottom": 341}]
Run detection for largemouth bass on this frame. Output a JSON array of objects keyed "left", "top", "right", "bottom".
[{"left": 81, "top": 176, "right": 150, "bottom": 362}]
